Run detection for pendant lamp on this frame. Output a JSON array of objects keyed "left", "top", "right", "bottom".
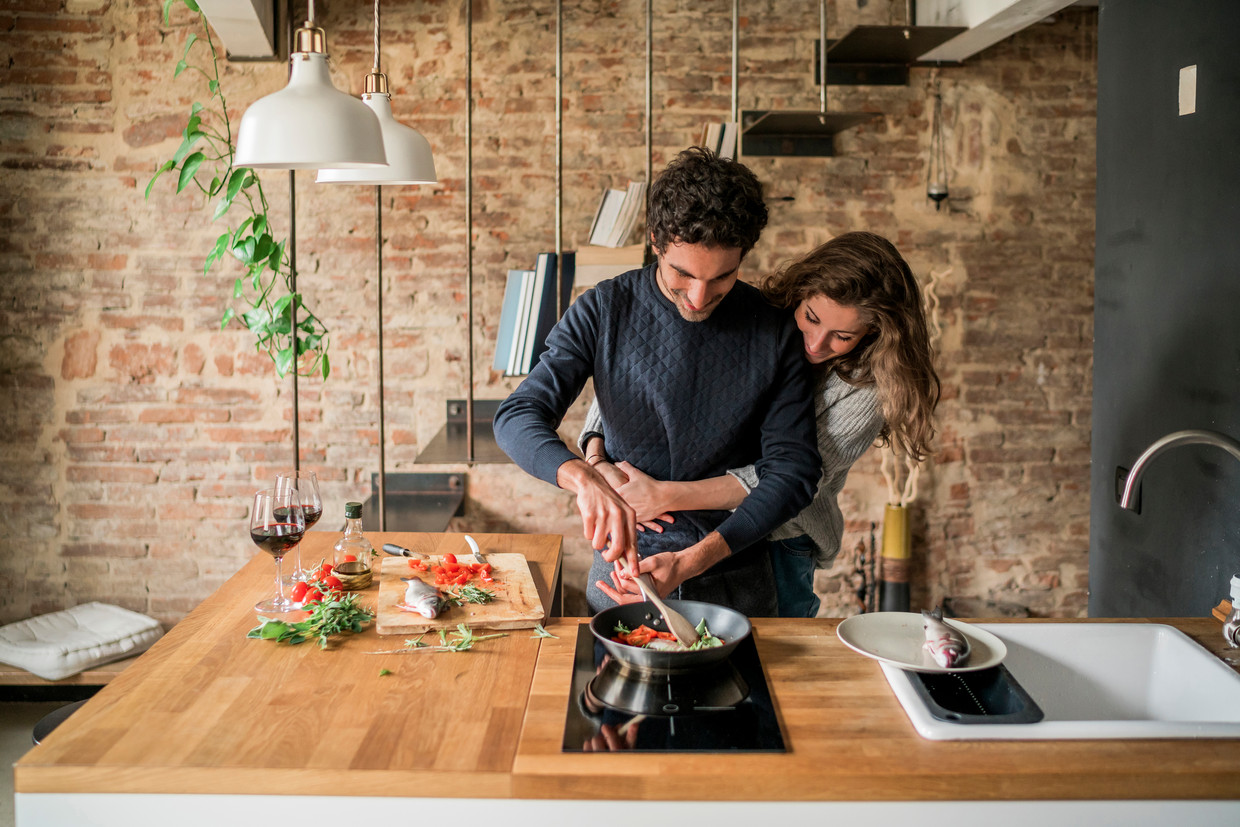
[
  {"left": 235, "top": 0, "right": 387, "bottom": 170},
  {"left": 317, "top": 1, "right": 437, "bottom": 184}
]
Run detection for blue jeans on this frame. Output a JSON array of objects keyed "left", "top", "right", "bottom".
[{"left": 770, "top": 534, "right": 820, "bottom": 618}]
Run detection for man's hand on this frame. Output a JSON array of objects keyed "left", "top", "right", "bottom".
[{"left": 557, "top": 458, "right": 639, "bottom": 573}]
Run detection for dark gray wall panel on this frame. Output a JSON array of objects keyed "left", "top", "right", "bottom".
[{"left": 1091, "top": 0, "right": 1240, "bottom": 616}]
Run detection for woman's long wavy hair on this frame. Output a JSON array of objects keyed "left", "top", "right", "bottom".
[{"left": 761, "top": 231, "right": 941, "bottom": 462}]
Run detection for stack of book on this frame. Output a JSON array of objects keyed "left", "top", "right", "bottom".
[
  {"left": 492, "top": 251, "right": 575, "bottom": 376},
  {"left": 700, "top": 121, "right": 739, "bottom": 160},
  {"left": 587, "top": 181, "right": 646, "bottom": 248}
]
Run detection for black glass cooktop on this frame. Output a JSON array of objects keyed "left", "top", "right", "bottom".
[{"left": 561, "top": 624, "right": 786, "bottom": 753}]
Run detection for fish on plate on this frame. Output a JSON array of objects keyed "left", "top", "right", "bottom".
[
  {"left": 397, "top": 577, "right": 444, "bottom": 619},
  {"left": 921, "top": 607, "right": 971, "bottom": 668}
]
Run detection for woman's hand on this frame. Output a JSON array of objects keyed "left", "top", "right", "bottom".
[
  {"left": 595, "top": 553, "right": 685, "bottom": 604},
  {"left": 613, "top": 461, "right": 676, "bottom": 529}
]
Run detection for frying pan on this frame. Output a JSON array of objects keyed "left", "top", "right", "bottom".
[{"left": 590, "top": 599, "right": 752, "bottom": 672}]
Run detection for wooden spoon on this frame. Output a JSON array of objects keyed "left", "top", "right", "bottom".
[{"left": 633, "top": 573, "right": 701, "bottom": 646}]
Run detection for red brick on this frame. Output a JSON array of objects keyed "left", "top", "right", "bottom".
[
  {"left": 67, "top": 503, "right": 152, "bottom": 520},
  {"left": 61, "top": 329, "right": 99, "bottom": 379},
  {"left": 108, "top": 342, "right": 177, "bottom": 383},
  {"left": 66, "top": 465, "right": 159, "bottom": 483}
]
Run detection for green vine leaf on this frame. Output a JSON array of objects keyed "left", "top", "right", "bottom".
[
  {"left": 175, "top": 150, "right": 205, "bottom": 192},
  {"left": 148, "top": 3, "right": 330, "bottom": 380},
  {"left": 145, "top": 160, "right": 175, "bottom": 200}
]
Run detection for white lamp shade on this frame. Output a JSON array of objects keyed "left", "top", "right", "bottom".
[
  {"left": 317, "top": 93, "right": 437, "bottom": 185},
  {"left": 235, "top": 52, "right": 387, "bottom": 170}
]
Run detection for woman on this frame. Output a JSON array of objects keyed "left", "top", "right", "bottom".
[{"left": 583, "top": 231, "right": 940, "bottom": 617}]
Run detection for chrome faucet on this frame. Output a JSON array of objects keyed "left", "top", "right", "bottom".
[{"left": 1119, "top": 429, "right": 1240, "bottom": 648}]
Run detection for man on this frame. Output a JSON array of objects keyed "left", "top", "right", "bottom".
[{"left": 493, "top": 147, "right": 820, "bottom": 616}]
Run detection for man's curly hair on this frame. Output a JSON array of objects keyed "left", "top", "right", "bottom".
[{"left": 646, "top": 147, "right": 768, "bottom": 256}]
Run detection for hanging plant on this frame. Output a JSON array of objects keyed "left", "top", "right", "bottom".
[{"left": 146, "top": 0, "right": 330, "bottom": 379}]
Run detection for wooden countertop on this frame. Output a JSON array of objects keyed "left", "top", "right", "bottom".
[
  {"left": 16, "top": 531, "right": 562, "bottom": 798},
  {"left": 514, "top": 618, "right": 1240, "bottom": 801},
  {"left": 16, "top": 531, "right": 1240, "bottom": 802}
]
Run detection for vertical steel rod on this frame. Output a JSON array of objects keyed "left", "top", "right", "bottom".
[
  {"left": 464, "top": 0, "right": 475, "bottom": 463},
  {"left": 819, "top": 0, "right": 828, "bottom": 115},
  {"left": 645, "top": 0, "right": 652, "bottom": 205},
  {"left": 731, "top": 0, "right": 738, "bottom": 124},
  {"left": 289, "top": 169, "right": 299, "bottom": 473},
  {"left": 375, "top": 185, "right": 386, "bottom": 530},
  {"left": 555, "top": 0, "right": 563, "bottom": 317}
]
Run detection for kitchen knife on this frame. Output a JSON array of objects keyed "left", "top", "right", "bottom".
[
  {"left": 464, "top": 534, "right": 487, "bottom": 566},
  {"left": 381, "top": 543, "right": 428, "bottom": 561}
]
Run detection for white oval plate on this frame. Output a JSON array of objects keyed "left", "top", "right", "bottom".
[{"left": 836, "top": 611, "right": 1007, "bottom": 673}]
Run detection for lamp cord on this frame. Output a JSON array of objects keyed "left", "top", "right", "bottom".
[
  {"left": 308, "top": 0, "right": 315, "bottom": 26},
  {"left": 373, "top": 0, "right": 381, "bottom": 72}
]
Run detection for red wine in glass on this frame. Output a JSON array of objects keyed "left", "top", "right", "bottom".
[
  {"left": 250, "top": 522, "right": 305, "bottom": 557},
  {"left": 251, "top": 487, "right": 305, "bottom": 613},
  {"left": 275, "top": 471, "right": 322, "bottom": 583}
]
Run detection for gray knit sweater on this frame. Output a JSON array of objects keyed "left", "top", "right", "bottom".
[{"left": 582, "top": 368, "right": 882, "bottom": 569}]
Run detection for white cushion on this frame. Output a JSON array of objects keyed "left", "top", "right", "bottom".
[{"left": 0, "top": 602, "right": 163, "bottom": 681}]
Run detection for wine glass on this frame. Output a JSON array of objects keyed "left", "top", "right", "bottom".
[
  {"left": 274, "top": 470, "right": 322, "bottom": 584},
  {"left": 250, "top": 487, "right": 305, "bottom": 613}
]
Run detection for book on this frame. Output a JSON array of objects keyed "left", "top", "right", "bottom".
[
  {"left": 507, "top": 269, "right": 536, "bottom": 375},
  {"left": 517, "top": 254, "right": 552, "bottom": 375},
  {"left": 699, "top": 121, "right": 738, "bottom": 160},
  {"left": 606, "top": 180, "right": 646, "bottom": 247},
  {"left": 520, "top": 252, "right": 562, "bottom": 374},
  {"left": 719, "top": 121, "right": 738, "bottom": 160},
  {"left": 701, "top": 122, "right": 723, "bottom": 154},
  {"left": 493, "top": 269, "right": 528, "bottom": 372},
  {"left": 588, "top": 188, "right": 626, "bottom": 246},
  {"left": 574, "top": 243, "right": 646, "bottom": 287}
]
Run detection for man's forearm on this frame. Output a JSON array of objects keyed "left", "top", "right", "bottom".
[{"left": 671, "top": 531, "right": 732, "bottom": 584}]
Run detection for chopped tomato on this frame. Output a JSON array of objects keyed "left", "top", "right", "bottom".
[
  {"left": 441, "top": 553, "right": 457, "bottom": 565},
  {"left": 612, "top": 624, "right": 678, "bottom": 648}
]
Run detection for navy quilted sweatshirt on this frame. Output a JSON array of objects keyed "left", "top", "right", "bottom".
[{"left": 494, "top": 264, "right": 821, "bottom": 557}]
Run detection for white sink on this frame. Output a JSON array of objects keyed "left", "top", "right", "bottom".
[{"left": 883, "top": 622, "right": 1240, "bottom": 740}]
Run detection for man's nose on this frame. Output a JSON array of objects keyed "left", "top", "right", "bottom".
[{"left": 686, "top": 280, "right": 710, "bottom": 309}]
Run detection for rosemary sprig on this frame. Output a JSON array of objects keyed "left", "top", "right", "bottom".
[
  {"left": 364, "top": 624, "right": 507, "bottom": 654},
  {"left": 443, "top": 585, "right": 497, "bottom": 606}
]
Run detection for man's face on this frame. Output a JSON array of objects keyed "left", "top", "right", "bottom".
[{"left": 654, "top": 240, "right": 744, "bottom": 322}]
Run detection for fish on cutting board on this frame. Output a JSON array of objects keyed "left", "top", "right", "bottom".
[
  {"left": 922, "top": 607, "right": 971, "bottom": 668},
  {"left": 397, "top": 577, "right": 444, "bottom": 619}
]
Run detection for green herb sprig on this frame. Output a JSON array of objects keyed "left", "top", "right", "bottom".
[
  {"left": 443, "top": 585, "right": 496, "bottom": 606},
  {"left": 247, "top": 593, "right": 374, "bottom": 649}
]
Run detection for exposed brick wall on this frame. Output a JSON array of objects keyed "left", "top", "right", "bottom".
[{"left": 0, "top": 0, "right": 1095, "bottom": 626}]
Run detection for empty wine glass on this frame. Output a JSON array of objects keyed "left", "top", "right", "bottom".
[
  {"left": 274, "top": 470, "right": 322, "bottom": 583},
  {"left": 250, "top": 487, "right": 305, "bottom": 613}
]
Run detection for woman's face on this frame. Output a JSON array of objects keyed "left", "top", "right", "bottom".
[{"left": 795, "top": 294, "right": 868, "bottom": 365}]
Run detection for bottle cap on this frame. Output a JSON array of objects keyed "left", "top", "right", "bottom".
[{"left": 345, "top": 501, "right": 363, "bottom": 519}]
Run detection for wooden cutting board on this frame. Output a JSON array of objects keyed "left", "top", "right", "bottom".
[{"left": 375, "top": 553, "right": 546, "bottom": 635}]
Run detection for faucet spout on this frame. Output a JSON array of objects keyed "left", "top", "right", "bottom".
[{"left": 1119, "top": 429, "right": 1240, "bottom": 511}]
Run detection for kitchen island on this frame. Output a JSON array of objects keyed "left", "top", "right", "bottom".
[{"left": 15, "top": 531, "right": 1240, "bottom": 825}]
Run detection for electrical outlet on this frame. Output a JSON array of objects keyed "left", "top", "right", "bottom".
[{"left": 1179, "top": 65, "right": 1197, "bottom": 116}]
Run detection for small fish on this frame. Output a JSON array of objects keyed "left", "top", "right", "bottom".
[
  {"left": 922, "top": 607, "right": 971, "bottom": 668},
  {"left": 397, "top": 577, "right": 443, "bottom": 619}
]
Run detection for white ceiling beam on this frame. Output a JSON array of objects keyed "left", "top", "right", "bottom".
[
  {"left": 197, "top": 0, "right": 277, "bottom": 60},
  {"left": 916, "top": 0, "right": 1082, "bottom": 62}
]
